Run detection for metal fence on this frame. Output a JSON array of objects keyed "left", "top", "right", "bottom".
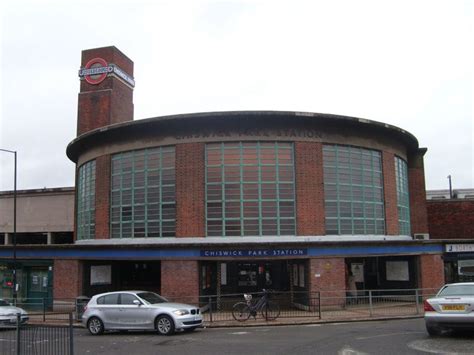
[
  {"left": 4, "top": 299, "right": 81, "bottom": 323},
  {"left": 166, "top": 288, "right": 439, "bottom": 323},
  {"left": 0, "top": 314, "right": 74, "bottom": 355},
  {"left": 2, "top": 288, "right": 439, "bottom": 329}
]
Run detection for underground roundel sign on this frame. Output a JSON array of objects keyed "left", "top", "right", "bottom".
[{"left": 78, "top": 57, "right": 113, "bottom": 85}]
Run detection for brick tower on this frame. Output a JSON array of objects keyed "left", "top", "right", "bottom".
[{"left": 77, "top": 46, "right": 134, "bottom": 136}]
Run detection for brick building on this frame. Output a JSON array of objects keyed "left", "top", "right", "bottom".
[
  {"left": 0, "top": 46, "right": 451, "bottom": 301},
  {"left": 426, "top": 189, "right": 474, "bottom": 283}
]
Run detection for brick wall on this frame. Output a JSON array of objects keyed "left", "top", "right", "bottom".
[
  {"left": 427, "top": 200, "right": 474, "bottom": 239},
  {"left": 95, "top": 155, "right": 111, "bottom": 239},
  {"left": 295, "top": 142, "right": 325, "bottom": 235},
  {"left": 309, "top": 258, "right": 346, "bottom": 307},
  {"left": 77, "top": 46, "right": 134, "bottom": 136},
  {"left": 161, "top": 260, "right": 199, "bottom": 303},
  {"left": 419, "top": 254, "right": 444, "bottom": 292},
  {"left": 308, "top": 258, "right": 346, "bottom": 292},
  {"left": 53, "top": 260, "right": 83, "bottom": 299},
  {"left": 382, "top": 151, "right": 399, "bottom": 235},
  {"left": 176, "top": 143, "right": 205, "bottom": 237},
  {"left": 408, "top": 149, "right": 429, "bottom": 234}
]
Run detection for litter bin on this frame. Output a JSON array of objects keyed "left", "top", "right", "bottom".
[{"left": 75, "top": 296, "right": 90, "bottom": 321}]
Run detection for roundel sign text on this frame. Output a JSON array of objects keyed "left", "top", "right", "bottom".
[{"left": 78, "top": 57, "right": 113, "bottom": 85}]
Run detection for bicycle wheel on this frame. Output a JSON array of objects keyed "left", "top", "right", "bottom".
[
  {"left": 261, "top": 301, "right": 280, "bottom": 321},
  {"left": 232, "top": 302, "right": 251, "bottom": 322}
]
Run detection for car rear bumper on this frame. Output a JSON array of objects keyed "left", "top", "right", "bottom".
[{"left": 425, "top": 312, "right": 474, "bottom": 329}]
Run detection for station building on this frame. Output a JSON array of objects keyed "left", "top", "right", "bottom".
[{"left": 0, "top": 46, "right": 451, "bottom": 302}]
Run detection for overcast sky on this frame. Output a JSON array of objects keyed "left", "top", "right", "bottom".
[{"left": 1, "top": 0, "right": 473, "bottom": 191}]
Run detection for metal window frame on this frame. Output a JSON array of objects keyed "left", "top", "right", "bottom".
[
  {"left": 77, "top": 160, "right": 96, "bottom": 240},
  {"left": 110, "top": 147, "right": 176, "bottom": 238},
  {"left": 323, "top": 145, "right": 385, "bottom": 235},
  {"left": 205, "top": 142, "right": 296, "bottom": 237},
  {"left": 394, "top": 156, "right": 411, "bottom": 236}
]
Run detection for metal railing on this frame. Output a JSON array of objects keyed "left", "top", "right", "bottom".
[
  {"left": 164, "top": 288, "right": 439, "bottom": 323},
  {"left": 4, "top": 298, "right": 79, "bottom": 323},
  {"left": 2, "top": 288, "right": 439, "bottom": 327},
  {"left": 0, "top": 313, "right": 74, "bottom": 355}
]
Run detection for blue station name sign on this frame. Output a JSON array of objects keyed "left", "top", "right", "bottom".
[{"left": 200, "top": 248, "right": 307, "bottom": 258}]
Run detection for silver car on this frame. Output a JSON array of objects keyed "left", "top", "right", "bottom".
[
  {"left": 82, "top": 291, "right": 203, "bottom": 336},
  {"left": 0, "top": 299, "right": 29, "bottom": 325},
  {"left": 424, "top": 282, "right": 474, "bottom": 336}
]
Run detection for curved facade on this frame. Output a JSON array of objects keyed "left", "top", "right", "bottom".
[
  {"left": 68, "top": 110, "right": 419, "bottom": 242},
  {"left": 60, "top": 46, "right": 444, "bottom": 301}
]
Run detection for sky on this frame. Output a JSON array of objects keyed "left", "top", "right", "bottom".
[{"left": 0, "top": 0, "right": 473, "bottom": 191}]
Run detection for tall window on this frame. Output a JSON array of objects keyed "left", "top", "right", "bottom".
[
  {"left": 323, "top": 145, "right": 385, "bottom": 235},
  {"left": 111, "top": 147, "right": 175, "bottom": 238},
  {"left": 206, "top": 142, "right": 295, "bottom": 237},
  {"left": 395, "top": 156, "right": 411, "bottom": 235},
  {"left": 77, "top": 160, "right": 96, "bottom": 240}
]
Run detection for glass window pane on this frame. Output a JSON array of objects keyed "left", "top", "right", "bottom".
[
  {"left": 110, "top": 147, "right": 176, "bottom": 238},
  {"left": 323, "top": 144, "right": 385, "bottom": 235},
  {"left": 206, "top": 142, "right": 295, "bottom": 237}
]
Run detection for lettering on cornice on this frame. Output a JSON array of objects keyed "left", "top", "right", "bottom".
[{"left": 174, "top": 128, "right": 322, "bottom": 140}]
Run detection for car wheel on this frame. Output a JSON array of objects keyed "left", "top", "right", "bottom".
[
  {"left": 87, "top": 317, "right": 104, "bottom": 335},
  {"left": 426, "top": 324, "right": 442, "bottom": 336},
  {"left": 156, "top": 315, "right": 175, "bottom": 336}
]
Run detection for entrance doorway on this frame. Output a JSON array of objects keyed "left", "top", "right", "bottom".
[
  {"left": 200, "top": 260, "right": 308, "bottom": 296},
  {"left": 83, "top": 261, "right": 161, "bottom": 297}
]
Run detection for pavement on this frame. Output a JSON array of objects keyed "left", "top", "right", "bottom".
[{"left": 28, "top": 301, "right": 424, "bottom": 328}]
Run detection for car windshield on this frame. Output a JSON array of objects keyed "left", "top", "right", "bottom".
[
  {"left": 0, "top": 300, "right": 9, "bottom": 306},
  {"left": 438, "top": 284, "right": 474, "bottom": 297},
  {"left": 137, "top": 292, "right": 168, "bottom": 304}
]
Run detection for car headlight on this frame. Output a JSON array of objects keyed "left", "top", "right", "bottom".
[{"left": 172, "top": 309, "right": 190, "bottom": 316}]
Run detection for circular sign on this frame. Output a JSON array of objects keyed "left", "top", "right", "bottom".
[{"left": 83, "top": 57, "right": 110, "bottom": 85}]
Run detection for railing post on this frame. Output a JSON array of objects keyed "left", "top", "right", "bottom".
[
  {"left": 415, "top": 289, "right": 420, "bottom": 315},
  {"left": 69, "top": 312, "right": 74, "bottom": 355},
  {"left": 318, "top": 291, "right": 321, "bottom": 319},
  {"left": 369, "top": 290, "right": 373, "bottom": 317},
  {"left": 43, "top": 297, "right": 46, "bottom": 322},
  {"left": 208, "top": 297, "right": 213, "bottom": 323},
  {"left": 15, "top": 313, "right": 21, "bottom": 355}
]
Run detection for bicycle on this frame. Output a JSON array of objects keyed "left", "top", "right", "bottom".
[{"left": 232, "top": 289, "right": 280, "bottom": 321}]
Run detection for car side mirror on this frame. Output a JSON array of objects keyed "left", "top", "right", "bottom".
[{"left": 133, "top": 300, "right": 141, "bottom": 306}]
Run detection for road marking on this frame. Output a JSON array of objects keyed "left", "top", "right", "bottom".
[
  {"left": 229, "top": 331, "right": 249, "bottom": 335},
  {"left": 338, "top": 346, "right": 368, "bottom": 355},
  {"left": 356, "top": 332, "right": 425, "bottom": 340},
  {"left": 304, "top": 324, "right": 322, "bottom": 327},
  {"left": 408, "top": 339, "right": 474, "bottom": 354}
]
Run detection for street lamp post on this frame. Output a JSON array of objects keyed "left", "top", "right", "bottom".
[
  {"left": 0, "top": 149, "right": 17, "bottom": 301},
  {"left": 447, "top": 175, "right": 453, "bottom": 199}
]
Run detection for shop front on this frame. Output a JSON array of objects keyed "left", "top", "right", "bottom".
[
  {"left": 0, "top": 260, "right": 53, "bottom": 303},
  {"left": 443, "top": 243, "right": 474, "bottom": 283}
]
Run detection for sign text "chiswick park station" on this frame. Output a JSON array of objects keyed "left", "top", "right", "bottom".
[{"left": 200, "top": 249, "right": 308, "bottom": 257}]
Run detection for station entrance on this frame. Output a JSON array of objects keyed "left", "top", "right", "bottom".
[
  {"left": 200, "top": 259, "right": 309, "bottom": 297},
  {"left": 82, "top": 260, "right": 161, "bottom": 297}
]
